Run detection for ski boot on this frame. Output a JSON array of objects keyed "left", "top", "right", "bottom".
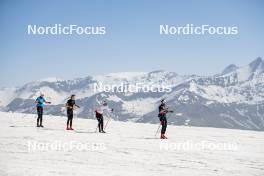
[{"left": 160, "top": 133, "right": 168, "bottom": 139}]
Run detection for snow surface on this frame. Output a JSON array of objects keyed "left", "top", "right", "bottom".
[{"left": 0, "top": 111, "right": 264, "bottom": 176}]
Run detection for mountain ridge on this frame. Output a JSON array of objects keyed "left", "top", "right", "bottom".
[{"left": 0, "top": 57, "right": 263, "bottom": 131}]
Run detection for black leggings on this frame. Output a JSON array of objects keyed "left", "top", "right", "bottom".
[
  {"left": 37, "top": 107, "right": 43, "bottom": 125},
  {"left": 96, "top": 112, "right": 104, "bottom": 132},
  {"left": 160, "top": 116, "right": 167, "bottom": 134},
  {"left": 67, "top": 110, "right": 73, "bottom": 127}
]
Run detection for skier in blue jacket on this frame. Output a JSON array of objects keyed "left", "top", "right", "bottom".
[{"left": 35, "top": 93, "right": 51, "bottom": 127}]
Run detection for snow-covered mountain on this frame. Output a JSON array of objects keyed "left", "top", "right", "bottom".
[{"left": 1, "top": 58, "right": 264, "bottom": 131}]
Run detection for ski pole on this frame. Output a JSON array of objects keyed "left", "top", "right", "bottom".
[
  {"left": 155, "top": 124, "right": 161, "bottom": 137},
  {"left": 104, "top": 117, "right": 111, "bottom": 130},
  {"left": 104, "top": 111, "right": 115, "bottom": 130}
]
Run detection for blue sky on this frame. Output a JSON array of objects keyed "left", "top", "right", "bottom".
[{"left": 0, "top": 0, "right": 263, "bottom": 86}]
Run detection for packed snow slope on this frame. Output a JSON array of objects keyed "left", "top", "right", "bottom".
[{"left": 0, "top": 112, "right": 264, "bottom": 176}]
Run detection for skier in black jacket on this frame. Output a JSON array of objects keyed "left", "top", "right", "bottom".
[
  {"left": 65, "top": 94, "right": 80, "bottom": 130},
  {"left": 158, "top": 99, "right": 173, "bottom": 139}
]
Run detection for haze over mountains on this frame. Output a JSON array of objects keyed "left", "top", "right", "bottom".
[{"left": 1, "top": 57, "right": 264, "bottom": 131}]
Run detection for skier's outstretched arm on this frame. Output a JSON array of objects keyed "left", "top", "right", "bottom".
[{"left": 42, "top": 98, "right": 51, "bottom": 104}]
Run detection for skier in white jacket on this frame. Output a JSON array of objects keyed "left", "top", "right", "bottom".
[{"left": 95, "top": 101, "right": 113, "bottom": 133}]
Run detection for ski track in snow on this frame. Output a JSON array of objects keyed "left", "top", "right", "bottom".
[{"left": 0, "top": 112, "right": 264, "bottom": 176}]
